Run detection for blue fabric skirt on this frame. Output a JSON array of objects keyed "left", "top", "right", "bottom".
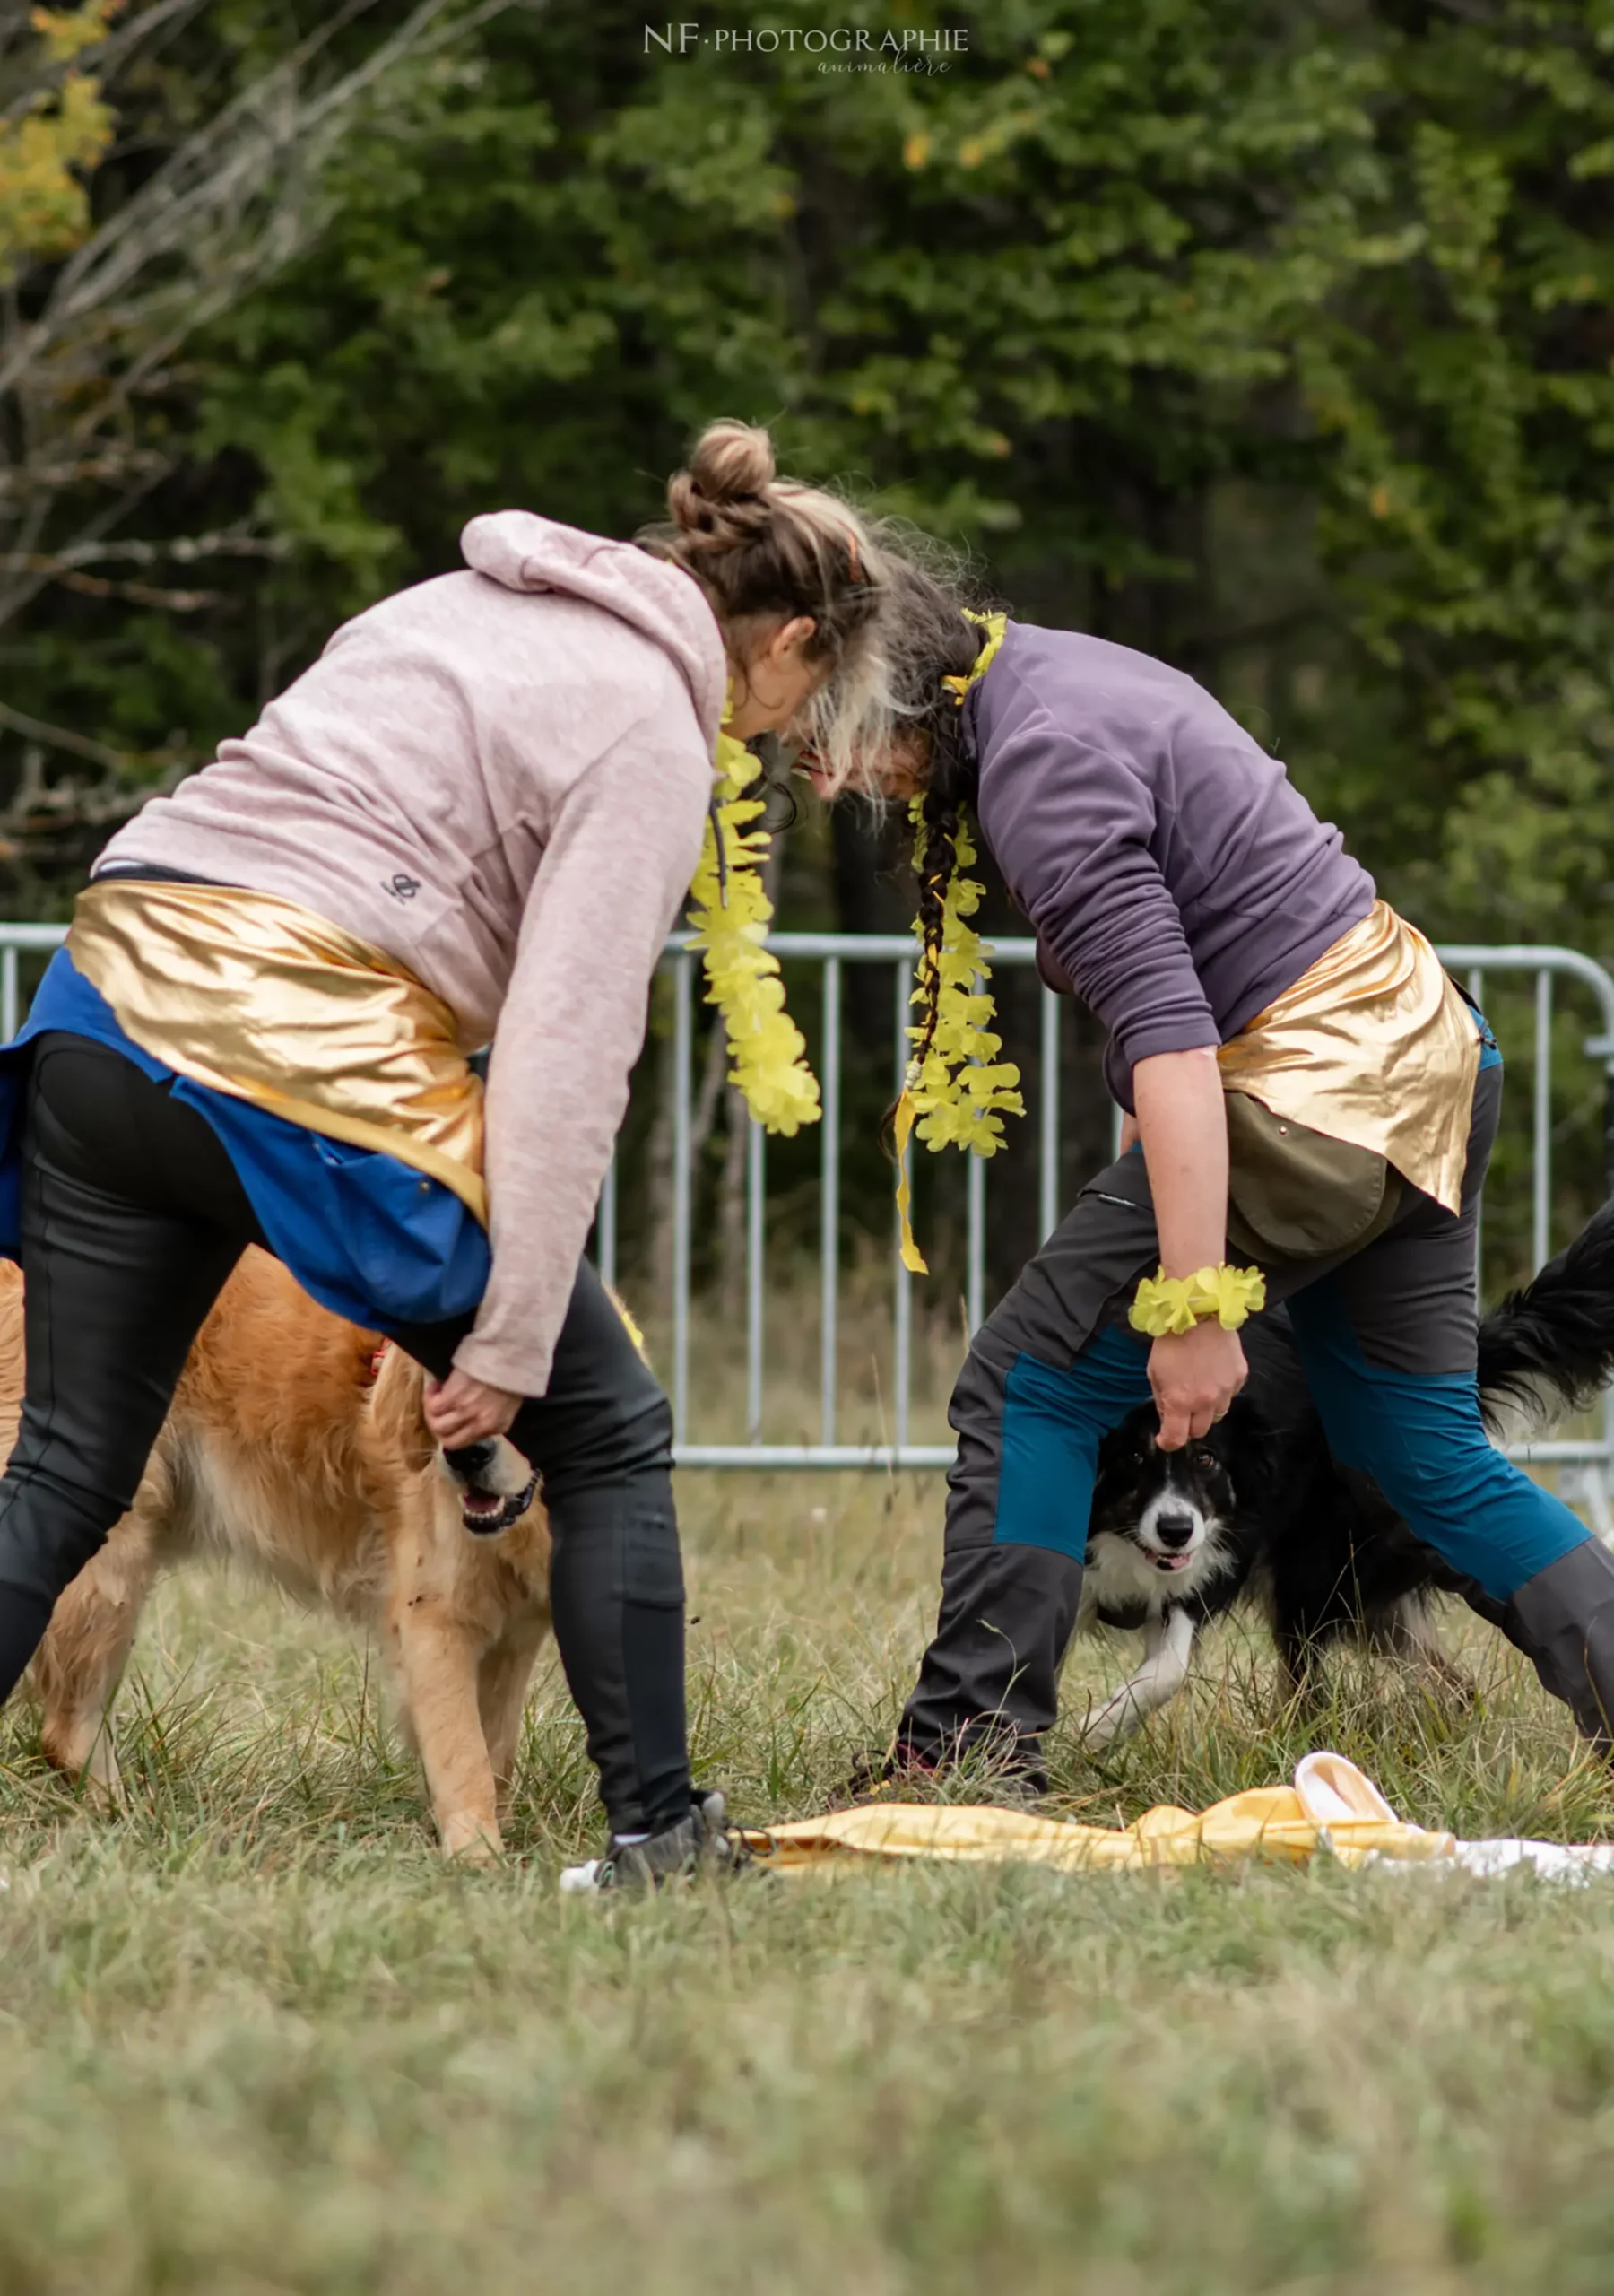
[{"left": 0, "top": 947, "right": 490, "bottom": 1331}]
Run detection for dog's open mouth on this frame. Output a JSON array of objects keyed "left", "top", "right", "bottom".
[
  {"left": 441, "top": 1439, "right": 539, "bottom": 1537},
  {"left": 1153, "top": 1552, "right": 1193, "bottom": 1572},
  {"left": 457, "top": 1476, "right": 537, "bottom": 1535}
]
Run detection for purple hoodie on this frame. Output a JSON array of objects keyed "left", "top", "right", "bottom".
[{"left": 967, "top": 622, "right": 1375, "bottom": 1110}]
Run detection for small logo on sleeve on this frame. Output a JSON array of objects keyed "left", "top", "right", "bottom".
[{"left": 384, "top": 874, "right": 421, "bottom": 901}]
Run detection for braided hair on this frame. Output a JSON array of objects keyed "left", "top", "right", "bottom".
[{"left": 878, "top": 553, "right": 1000, "bottom": 1137}]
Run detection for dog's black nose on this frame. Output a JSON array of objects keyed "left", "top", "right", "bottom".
[
  {"left": 1153, "top": 1511, "right": 1196, "bottom": 1550},
  {"left": 443, "top": 1439, "right": 499, "bottom": 1480}
]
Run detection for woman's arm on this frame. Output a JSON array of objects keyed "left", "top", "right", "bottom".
[
  {"left": 451, "top": 709, "right": 708, "bottom": 1409},
  {"left": 1131, "top": 1046, "right": 1246, "bottom": 1449},
  {"left": 977, "top": 721, "right": 1247, "bottom": 1443}
]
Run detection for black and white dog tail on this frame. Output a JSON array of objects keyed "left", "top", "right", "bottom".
[{"left": 1479, "top": 1199, "right": 1614, "bottom": 1440}]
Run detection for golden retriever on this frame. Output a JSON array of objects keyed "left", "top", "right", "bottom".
[{"left": 5, "top": 1247, "right": 551, "bottom": 1862}]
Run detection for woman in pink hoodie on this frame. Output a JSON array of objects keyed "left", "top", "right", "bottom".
[{"left": 0, "top": 421, "right": 886, "bottom": 1888}]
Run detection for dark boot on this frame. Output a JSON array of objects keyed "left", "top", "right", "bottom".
[
  {"left": 844, "top": 1743, "right": 1044, "bottom": 1809},
  {"left": 1502, "top": 1540, "right": 1614, "bottom": 1748},
  {"left": 893, "top": 1542, "right": 1085, "bottom": 1795}
]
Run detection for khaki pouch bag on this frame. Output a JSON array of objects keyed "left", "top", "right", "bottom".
[{"left": 1223, "top": 1090, "right": 1403, "bottom": 1265}]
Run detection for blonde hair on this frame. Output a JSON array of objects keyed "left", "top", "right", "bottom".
[{"left": 640, "top": 419, "right": 891, "bottom": 787}]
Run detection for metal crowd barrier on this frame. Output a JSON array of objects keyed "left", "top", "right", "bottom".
[
  {"left": 4, "top": 923, "right": 1613, "bottom": 1526},
  {"left": 602, "top": 934, "right": 1614, "bottom": 1535}
]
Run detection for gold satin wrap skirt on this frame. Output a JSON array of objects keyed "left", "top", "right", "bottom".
[
  {"left": 65, "top": 880, "right": 487, "bottom": 1223},
  {"left": 1216, "top": 899, "right": 1480, "bottom": 1218}
]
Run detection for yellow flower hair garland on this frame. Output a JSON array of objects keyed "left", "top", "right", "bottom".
[
  {"left": 893, "top": 609, "right": 1025, "bottom": 1275},
  {"left": 685, "top": 725, "right": 820, "bottom": 1136}
]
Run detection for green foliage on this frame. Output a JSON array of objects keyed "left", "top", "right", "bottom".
[
  {"left": 186, "top": 0, "right": 1394, "bottom": 643},
  {"left": 1304, "top": 1, "right": 1614, "bottom": 943},
  {"left": 14, "top": 0, "right": 1611, "bottom": 934},
  {"left": 0, "top": 1, "right": 119, "bottom": 278}
]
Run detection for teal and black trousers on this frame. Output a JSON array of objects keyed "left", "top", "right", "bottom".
[{"left": 898, "top": 1063, "right": 1614, "bottom": 1781}]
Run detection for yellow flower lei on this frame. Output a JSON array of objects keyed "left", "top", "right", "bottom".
[
  {"left": 684, "top": 725, "right": 820, "bottom": 1136},
  {"left": 894, "top": 609, "right": 1025, "bottom": 1275}
]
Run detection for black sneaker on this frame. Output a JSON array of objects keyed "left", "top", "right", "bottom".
[{"left": 560, "top": 1790, "right": 753, "bottom": 1893}]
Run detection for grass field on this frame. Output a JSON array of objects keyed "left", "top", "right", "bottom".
[{"left": 6, "top": 1463, "right": 1614, "bottom": 2294}]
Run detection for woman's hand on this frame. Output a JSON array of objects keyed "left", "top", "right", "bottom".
[
  {"left": 1149, "top": 1323, "right": 1247, "bottom": 1450},
  {"left": 423, "top": 1369, "right": 521, "bottom": 1447}
]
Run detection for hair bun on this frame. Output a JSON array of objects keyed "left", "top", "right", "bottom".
[
  {"left": 672, "top": 420, "right": 777, "bottom": 532},
  {"left": 640, "top": 422, "right": 887, "bottom": 793}
]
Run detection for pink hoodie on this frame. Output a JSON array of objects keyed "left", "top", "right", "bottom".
[{"left": 98, "top": 514, "right": 727, "bottom": 1394}]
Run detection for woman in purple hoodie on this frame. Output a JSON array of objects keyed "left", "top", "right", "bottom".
[
  {"left": 820, "top": 560, "right": 1614, "bottom": 1787},
  {"left": 0, "top": 421, "right": 885, "bottom": 1888}
]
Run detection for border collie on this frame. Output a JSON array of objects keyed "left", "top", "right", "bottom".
[{"left": 1078, "top": 1202, "right": 1614, "bottom": 1746}]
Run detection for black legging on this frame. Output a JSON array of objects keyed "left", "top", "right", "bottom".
[{"left": 0, "top": 1032, "right": 690, "bottom": 1835}]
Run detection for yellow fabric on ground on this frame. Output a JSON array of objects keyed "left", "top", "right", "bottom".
[{"left": 743, "top": 1753, "right": 1458, "bottom": 1875}]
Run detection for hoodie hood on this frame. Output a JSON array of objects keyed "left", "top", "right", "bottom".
[{"left": 460, "top": 511, "right": 726, "bottom": 746}]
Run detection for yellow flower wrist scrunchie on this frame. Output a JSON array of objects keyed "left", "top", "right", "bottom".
[{"left": 1129, "top": 1264, "right": 1267, "bottom": 1338}]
